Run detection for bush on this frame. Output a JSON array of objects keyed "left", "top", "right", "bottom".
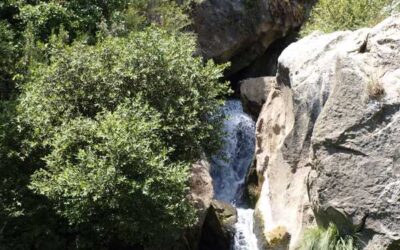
[
  {"left": 19, "top": 2, "right": 74, "bottom": 42},
  {"left": 300, "top": 223, "right": 358, "bottom": 250},
  {"left": 0, "top": 100, "right": 71, "bottom": 250},
  {"left": 30, "top": 100, "right": 196, "bottom": 246},
  {"left": 19, "top": 28, "right": 228, "bottom": 161},
  {"left": 17, "top": 0, "right": 194, "bottom": 42},
  {"left": 1, "top": 1, "right": 228, "bottom": 248},
  {"left": 301, "top": 0, "right": 393, "bottom": 35},
  {"left": 18, "top": 27, "right": 229, "bottom": 247},
  {"left": 0, "top": 100, "right": 23, "bottom": 220},
  {"left": 1, "top": 0, "right": 193, "bottom": 98},
  {"left": 102, "top": 0, "right": 193, "bottom": 36}
]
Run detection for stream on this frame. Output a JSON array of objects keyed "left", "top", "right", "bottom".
[{"left": 210, "top": 99, "right": 260, "bottom": 250}]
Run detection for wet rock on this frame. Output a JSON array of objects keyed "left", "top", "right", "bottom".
[
  {"left": 244, "top": 157, "right": 261, "bottom": 208},
  {"left": 198, "top": 200, "right": 238, "bottom": 250}
]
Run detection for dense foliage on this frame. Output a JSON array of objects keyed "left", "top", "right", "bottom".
[
  {"left": 30, "top": 101, "right": 196, "bottom": 246},
  {"left": 0, "top": 21, "right": 17, "bottom": 99},
  {"left": 301, "top": 0, "right": 398, "bottom": 35},
  {"left": 0, "top": 0, "right": 229, "bottom": 249},
  {"left": 19, "top": 29, "right": 227, "bottom": 161}
]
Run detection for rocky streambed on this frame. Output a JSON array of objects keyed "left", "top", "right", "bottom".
[
  {"left": 195, "top": 100, "right": 260, "bottom": 250},
  {"left": 192, "top": 14, "right": 400, "bottom": 250},
  {"left": 188, "top": 2, "right": 400, "bottom": 248}
]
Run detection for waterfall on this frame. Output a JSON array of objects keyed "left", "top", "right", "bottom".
[{"left": 211, "top": 99, "right": 260, "bottom": 250}]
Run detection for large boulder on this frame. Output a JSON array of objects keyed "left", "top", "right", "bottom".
[
  {"left": 255, "top": 15, "right": 400, "bottom": 249},
  {"left": 198, "top": 200, "right": 238, "bottom": 250},
  {"left": 240, "top": 77, "right": 275, "bottom": 118},
  {"left": 174, "top": 159, "right": 214, "bottom": 250},
  {"left": 192, "top": 0, "right": 315, "bottom": 77},
  {"left": 254, "top": 76, "right": 313, "bottom": 250},
  {"left": 308, "top": 16, "right": 400, "bottom": 249}
]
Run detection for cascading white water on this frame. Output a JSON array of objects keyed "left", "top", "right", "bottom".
[
  {"left": 211, "top": 99, "right": 260, "bottom": 250},
  {"left": 234, "top": 208, "right": 260, "bottom": 250}
]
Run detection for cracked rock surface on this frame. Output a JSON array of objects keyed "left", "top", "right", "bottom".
[{"left": 255, "top": 15, "right": 400, "bottom": 249}]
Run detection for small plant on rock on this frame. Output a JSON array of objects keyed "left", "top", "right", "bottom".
[
  {"left": 367, "top": 71, "right": 386, "bottom": 100},
  {"left": 299, "top": 223, "right": 358, "bottom": 250}
]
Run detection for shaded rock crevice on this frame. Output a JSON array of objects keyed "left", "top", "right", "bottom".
[
  {"left": 193, "top": 0, "right": 316, "bottom": 81},
  {"left": 198, "top": 200, "right": 237, "bottom": 250}
]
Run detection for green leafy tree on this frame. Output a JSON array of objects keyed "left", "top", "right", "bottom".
[
  {"left": 18, "top": 2, "right": 74, "bottom": 41},
  {"left": 30, "top": 101, "right": 196, "bottom": 246},
  {"left": 19, "top": 28, "right": 228, "bottom": 161},
  {"left": 100, "top": 0, "right": 194, "bottom": 37},
  {"left": 1, "top": 0, "right": 194, "bottom": 98},
  {"left": 1, "top": 0, "right": 228, "bottom": 248},
  {"left": 17, "top": 27, "right": 229, "bottom": 247},
  {"left": 0, "top": 100, "right": 73, "bottom": 250}
]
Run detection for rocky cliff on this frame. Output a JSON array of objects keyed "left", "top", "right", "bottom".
[
  {"left": 193, "top": 0, "right": 315, "bottom": 78},
  {"left": 189, "top": 1, "right": 314, "bottom": 249},
  {"left": 251, "top": 15, "right": 400, "bottom": 249}
]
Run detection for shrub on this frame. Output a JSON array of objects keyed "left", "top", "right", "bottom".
[
  {"left": 19, "top": 27, "right": 228, "bottom": 161},
  {"left": 18, "top": 27, "right": 229, "bottom": 247},
  {"left": 301, "top": 0, "right": 392, "bottom": 35},
  {"left": 0, "top": 100, "right": 24, "bottom": 220},
  {"left": 367, "top": 70, "right": 386, "bottom": 100},
  {"left": 0, "top": 100, "right": 71, "bottom": 250},
  {"left": 2, "top": 0, "right": 194, "bottom": 98},
  {"left": 103, "top": 0, "right": 193, "bottom": 36},
  {"left": 300, "top": 223, "right": 358, "bottom": 250},
  {"left": 126, "top": 0, "right": 192, "bottom": 30},
  {"left": 2, "top": 1, "right": 228, "bottom": 247},
  {"left": 30, "top": 100, "right": 196, "bottom": 246}
]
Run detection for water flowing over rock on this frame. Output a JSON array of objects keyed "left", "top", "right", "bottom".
[
  {"left": 209, "top": 100, "right": 260, "bottom": 250},
  {"left": 193, "top": 0, "right": 315, "bottom": 77},
  {"left": 254, "top": 15, "right": 400, "bottom": 249},
  {"left": 211, "top": 100, "right": 256, "bottom": 205}
]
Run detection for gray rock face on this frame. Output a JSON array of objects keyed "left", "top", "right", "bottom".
[
  {"left": 254, "top": 78, "right": 312, "bottom": 250},
  {"left": 308, "top": 17, "right": 400, "bottom": 249},
  {"left": 190, "top": 159, "right": 213, "bottom": 213},
  {"left": 255, "top": 15, "right": 400, "bottom": 249},
  {"left": 193, "top": 0, "right": 314, "bottom": 76},
  {"left": 240, "top": 77, "right": 275, "bottom": 118},
  {"left": 175, "top": 159, "right": 213, "bottom": 250}
]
